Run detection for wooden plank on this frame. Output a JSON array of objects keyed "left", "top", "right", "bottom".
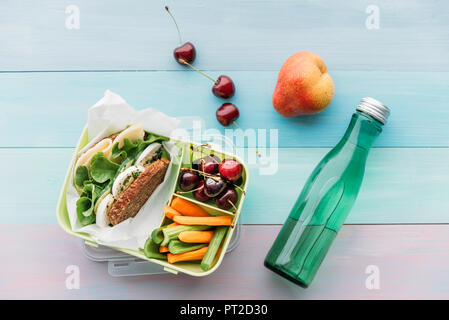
[
  {"left": 1, "top": 71, "right": 449, "bottom": 148},
  {"left": 1, "top": 147, "right": 448, "bottom": 225},
  {"left": 0, "top": 1, "right": 448, "bottom": 71},
  {"left": 1, "top": 224, "right": 449, "bottom": 299}
]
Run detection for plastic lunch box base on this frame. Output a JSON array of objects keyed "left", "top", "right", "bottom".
[{"left": 79, "top": 223, "right": 241, "bottom": 277}]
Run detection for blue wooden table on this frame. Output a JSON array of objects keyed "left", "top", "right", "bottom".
[{"left": 1, "top": 0, "right": 449, "bottom": 299}]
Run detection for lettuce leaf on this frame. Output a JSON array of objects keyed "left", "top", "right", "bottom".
[
  {"left": 76, "top": 182, "right": 100, "bottom": 225},
  {"left": 76, "top": 196, "right": 92, "bottom": 217},
  {"left": 90, "top": 153, "right": 120, "bottom": 184},
  {"left": 111, "top": 138, "right": 139, "bottom": 160},
  {"left": 76, "top": 195, "right": 95, "bottom": 226},
  {"left": 145, "top": 132, "right": 169, "bottom": 145},
  {"left": 75, "top": 165, "right": 89, "bottom": 187}
]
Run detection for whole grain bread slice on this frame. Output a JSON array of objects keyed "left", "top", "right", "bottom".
[{"left": 108, "top": 157, "right": 170, "bottom": 226}]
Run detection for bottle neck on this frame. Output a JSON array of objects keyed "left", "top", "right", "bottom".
[{"left": 339, "top": 111, "right": 383, "bottom": 150}]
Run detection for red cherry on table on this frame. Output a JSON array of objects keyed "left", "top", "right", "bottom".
[
  {"left": 212, "top": 75, "right": 235, "bottom": 99},
  {"left": 216, "top": 103, "right": 239, "bottom": 127},
  {"left": 165, "top": 6, "right": 196, "bottom": 65},
  {"left": 219, "top": 159, "right": 242, "bottom": 182},
  {"left": 174, "top": 42, "right": 196, "bottom": 65}
]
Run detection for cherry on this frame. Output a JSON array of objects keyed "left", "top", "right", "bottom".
[
  {"left": 215, "top": 187, "right": 238, "bottom": 211},
  {"left": 193, "top": 180, "right": 211, "bottom": 202},
  {"left": 204, "top": 176, "right": 226, "bottom": 198},
  {"left": 215, "top": 104, "right": 261, "bottom": 158},
  {"left": 165, "top": 6, "right": 196, "bottom": 64},
  {"left": 179, "top": 170, "right": 199, "bottom": 191},
  {"left": 216, "top": 103, "right": 239, "bottom": 127},
  {"left": 192, "top": 155, "right": 221, "bottom": 177},
  {"left": 212, "top": 76, "right": 235, "bottom": 99},
  {"left": 199, "top": 155, "right": 221, "bottom": 174},
  {"left": 219, "top": 159, "right": 242, "bottom": 182},
  {"left": 177, "top": 59, "right": 236, "bottom": 100},
  {"left": 174, "top": 42, "right": 196, "bottom": 65}
]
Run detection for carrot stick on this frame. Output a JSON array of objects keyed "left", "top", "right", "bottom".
[
  {"left": 163, "top": 206, "right": 182, "bottom": 220},
  {"left": 178, "top": 230, "right": 214, "bottom": 243},
  {"left": 159, "top": 245, "right": 169, "bottom": 253},
  {"left": 171, "top": 197, "right": 210, "bottom": 217},
  {"left": 166, "top": 222, "right": 178, "bottom": 228},
  {"left": 167, "top": 246, "right": 209, "bottom": 264},
  {"left": 173, "top": 215, "right": 233, "bottom": 226}
]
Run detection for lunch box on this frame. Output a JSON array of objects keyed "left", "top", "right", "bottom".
[{"left": 56, "top": 126, "right": 249, "bottom": 277}]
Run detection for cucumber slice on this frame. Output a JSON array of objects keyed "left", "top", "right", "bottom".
[
  {"left": 114, "top": 157, "right": 134, "bottom": 178},
  {"left": 93, "top": 187, "right": 111, "bottom": 214}
]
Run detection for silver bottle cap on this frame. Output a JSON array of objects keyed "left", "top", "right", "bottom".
[{"left": 356, "top": 97, "right": 390, "bottom": 125}]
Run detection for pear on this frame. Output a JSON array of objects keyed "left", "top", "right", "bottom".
[{"left": 273, "top": 52, "right": 334, "bottom": 117}]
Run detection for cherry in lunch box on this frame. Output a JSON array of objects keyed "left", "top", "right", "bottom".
[
  {"left": 165, "top": 6, "right": 196, "bottom": 64},
  {"left": 193, "top": 180, "right": 211, "bottom": 202},
  {"left": 199, "top": 155, "right": 221, "bottom": 175},
  {"left": 204, "top": 176, "right": 226, "bottom": 198},
  {"left": 215, "top": 187, "right": 238, "bottom": 211},
  {"left": 179, "top": 170, "right": 200, "bottom": 191},
  {"left": 219, "top": 159, "right": 242, "bottom": 182},
  {"left": 192, "top": 155, "right": 221, "bottom": 177}
]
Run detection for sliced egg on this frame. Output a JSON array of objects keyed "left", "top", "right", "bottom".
[
  {"left": 112, "top": 165, "right": 143, "bottom": 199},
  {"left": 95, "top": 194, "right": 114, "bottom": 228},
  {"left": 113, "top": 124, "right": 144, "bottom": 149},
  {"left": 135, "top": 143, "right": 162, "bottom": 168}
]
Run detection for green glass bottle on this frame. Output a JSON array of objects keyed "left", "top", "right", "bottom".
[{"left": 264, "top": 97, "right": 390, "bottom": 287}]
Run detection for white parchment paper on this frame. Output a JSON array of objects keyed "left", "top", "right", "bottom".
[{"left": 66, "top": 90, "right": 181, "bottom": 250}]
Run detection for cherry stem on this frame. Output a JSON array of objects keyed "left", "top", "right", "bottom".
[
  {"left": 181, "top": 167, "right": 221, "bottom": 181},
  {"left": 232, "top": 183, "right": 246, "bottom": 195},
  {"left": 232, "top": 121, "right": 262, "bottom": 158},
  {"left": 165, "top": 6, "right": 183, "bottom": 46},
  {"left": 176, "top": 185, "right": 204, "bottom": 194},
  {"left": 227, "top": 200, "right": 237, "bottom": 214},
  {"left": 180, "top": 59, "right": 218, "bottom": 84}
]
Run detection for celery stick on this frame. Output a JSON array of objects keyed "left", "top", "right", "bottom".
[
  {"left": 201, "top": 227, "right": 228, "bottom": 271},
  {"left": 143, "top": 238, "right": 167, "bottom": 260},
  {"left": 151, "top": 227, "right": 165, "bottom": 245},
  {"left": 168, "top": 240, "right": 207, "bottom": 254},
  {"left": 161, "top": 225, "right": 210, "bottom": 247}
]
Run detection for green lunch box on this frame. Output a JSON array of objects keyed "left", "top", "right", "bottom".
[{"left": 56, "top": 126, "right": 249, "bottom": 276}]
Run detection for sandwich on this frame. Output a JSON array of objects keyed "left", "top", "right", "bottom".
[{"left": 73, "top": 124, "right": 170, "bottom": 227}]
